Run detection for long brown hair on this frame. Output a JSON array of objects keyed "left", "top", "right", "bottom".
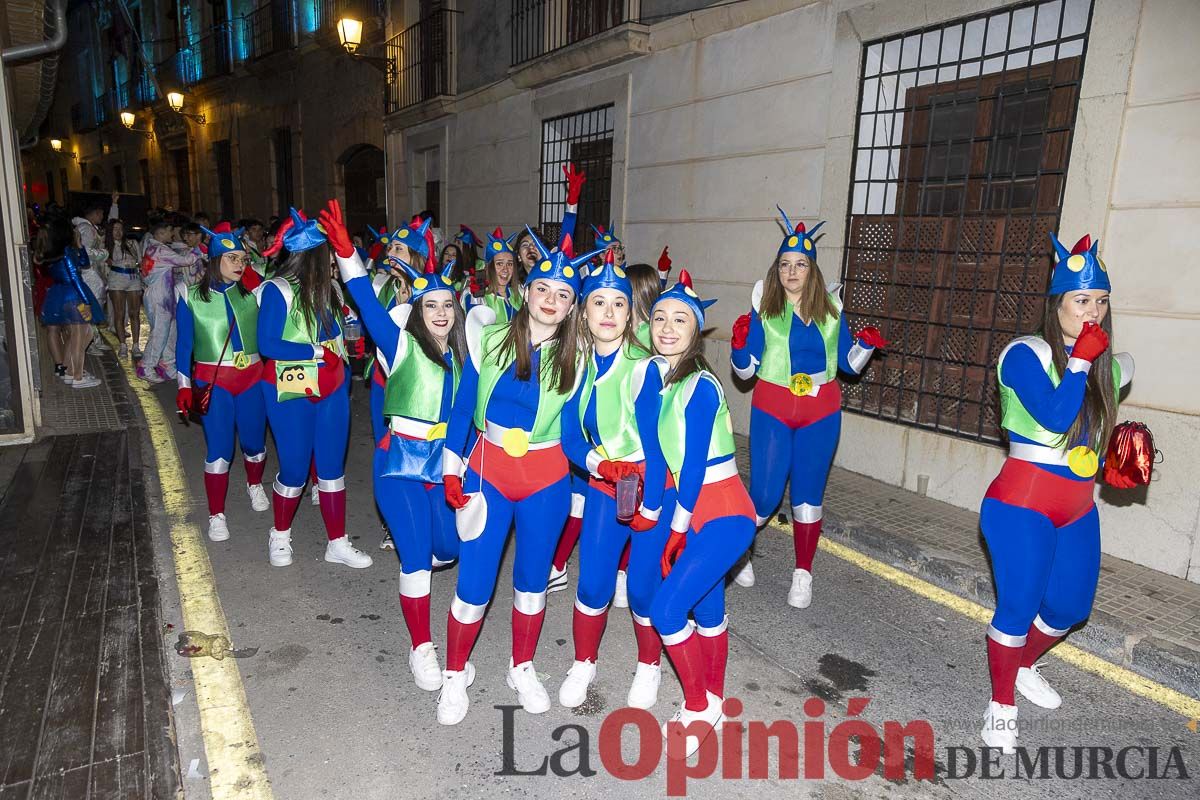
[
  {"left": 197, "top": 252, "right": 251, "bottom": 303},
  {"left": 273, "top": 244, "right": 337, "bottom": 337},
  {"left": 1042, "top": 294, "right": 1117, "bottom": 453},
  {"left": 625, "top": 263, "right": 660, "bottom": 328},
  {"left": 485, "top": 252, "right": 516, "bottom": 297},
  {"left": 651, "top": 305, "right": 713, "bottom": 386},
  {"left": 760, "top": 254, "right": 838, "bottom": 324},
  {"left": 407, "top": 293, "right": 468, "bottom": 372},
  {"left": 488, "top": 299, "right": 580, "bottom": 395},
  {"left": 104, "top": 219, "right": 137, "bottom": 263},
  {"left": 577, "top": 292, "right": 639, "bottom": 364}
]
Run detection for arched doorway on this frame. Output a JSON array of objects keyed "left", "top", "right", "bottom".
[
  {"left": 89, "top": 174, "right": 103, "bottom": 191},
  {"left": 339, "top": 144, "right": 386, "bottom": 240}
]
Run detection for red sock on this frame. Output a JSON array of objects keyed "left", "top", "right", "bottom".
[
  {"left": 552, "top": 515, "right": 583, "bottom": 571},
  {"left": 446, "top": 610, "right": 483, "bottom": 672},
  {"left": 203, "top": 470, "right": 229, "bottom": 516},
  {"left": 793, "top": 519, "right": 822, "bottom": 571},
  {"left": 399, "top": 593, "right": 432, "bottom": 648},
  {"left": 633, "top": 620, "right": 662, "bottom": 666},
  {"left": 244, "top": 457, "right": 266, "bottom": 486},
  {"left": 572, "top": 606, "right": 609, "bottom": 663},
  {"left": 664, "top": 634, "right": 708, "bottom": 711},
  {"left": 309, "top": 459, "right": 318, "bottom": 484},
  {"left": 511, "top": 607, "right": 546, "bottom": 666},
  {"left": 1020, "top": 625, "right": 1062, "bottom": 668},
  {"left": 318, "top": 488, "right": 346, "bottom": 541},
  {"left": 987, "top": 637, "right": 1023, "bottom": 705},
  {"left": 618, "top": 540, "right": 631, "bottom": 572},
  {"left": 697, "top": 630, "right": 729, "bottom": 698},
  {"left": 272, "top": 488, "right": 302, "bottom": 531}
]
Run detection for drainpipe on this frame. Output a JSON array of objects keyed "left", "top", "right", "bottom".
[{"left": 2, "top": 0, "right": 68, "bottom": 64}]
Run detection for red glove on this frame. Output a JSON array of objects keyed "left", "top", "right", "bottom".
[
  {"left": 597, "top": 459, "right": 639, "bottom": 483},
  {"left": 317, "top": 347, "right": 343, "bottom": 369},
  {"left": 563, "top": 163, "right": 586, "bottom": 206},
  {"left": 1071, "top": 321, "right": 1109, "bottom": 363},
  {"left": 657, "top": 246, "right": 672, "bottom": 280},
  {"left": 176, "top": 387, "right": 192, "bottom": 415},
  {"left": 661, "top": 530, "right": 687, "bottom": 578},
  {"left": 262, "top": 216, "right": 295, "bottom": 258},
  {"left": 629, "top": 512, "right": 657, "bottom": 532},
  {"left": 731, "top": 313, "right": 751, "bottom": 350},
  {"left": 856, "top": 325, "right": 890, "bottom": 349},
  {"left": 444, "top": 475, "right": 469, "bottom": 510},
  {"left": 318, "top": 200, "right": 356, "bottom": 259}
]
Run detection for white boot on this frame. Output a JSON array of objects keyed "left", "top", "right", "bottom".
[
  {"left": 980, "top": 701, "right": 1018, "bottom": 754},
  {"left": 247, "top": 483, "right": 270, "bottom": 512},
  {"left": 310, "top": 484, "right": 320, "bottom": 506},
  {"left": 626, "top": 662, "right": 662, "bottom": 710},
  {"left": 325, "top": 536, "right": 373, "bottom": 569},
  {"left": 787, "top": 568, "right": 813, "bottom": 608},
  {"left": 207, "top": 513, "right": 230, "bottom": 542},
  {"left": 409, "top": 642, "right": 443, "bottom": 691},
  {"left": 733, "top": 558, "right": 756, "bottom": 588},
  {"left": 612, "top": 570, "right": 629, "bottom": 608},
  {"left": 507, "top": 660, "right": 551, "bottom": 714},
  {"left": 547, "top": 564, "right": 568, "bottom": 593},
  {"left": 558, "top": 660, "right": 597, "bottom": 708},
  {"left": 268, "top": 528, "right": 292, "bottom": 567},
  {"left": 436, "top": 663, "right": 476, "bottom": 726},
  {"left": 663, "top": 691, "right": 725, "bottom": 758},
  {"left": 1016, "top": 663, "right": 1062, "bottom": 709}
]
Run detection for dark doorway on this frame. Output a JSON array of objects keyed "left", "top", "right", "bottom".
[
  {"left": 340, "top": 145, "right": 387, "bottom": 238},
  {"left": 171, "top": 148, "right": 192, "bottom": 213}
]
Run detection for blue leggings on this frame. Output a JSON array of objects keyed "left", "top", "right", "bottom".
[
  {"left": 981, "top": 499, "right": 1101, "bottom": 637},
  {"left": 576, "top": 487, "right": 630, "bottom": 611},
  {"left": 650, "top": 514, "right": 756, "bottom": 639},
  {"left": 373, "top": 450, "right": 458, "bottom": 575},
  {"left": 262, "top": 376, "right": 350, "bottom": 488},
  {"left": 369, "top": 379, "right": 386, "bottom": 443},
  {"left": 199, "top": 382, "right": 266, "bottom": 464},
  {"left": 625, "top": 489, "right": 678, "bottom": 621},
  {"left": 748, "top": 407, "right": 840, "bottom": 520}
]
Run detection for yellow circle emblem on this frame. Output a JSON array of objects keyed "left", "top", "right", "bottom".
[
  {"left": 221, "top": 238, "right": 235, "bottom": 248},
  {"left": 789, "top": 373, "right": 814, "bottom": 397},
  {"left": 1066, "top": 254, "right": 1086, "bottom": 273},
  {"left": 684, "top": 286, "right": 698, "bottom": 298},
  {"left": 1098, "top": 257, "right": 1108, "bottom": 272},
  {"left": 614, "top": 267, "right": 626, "bottom": 278},
  {"left": 787, "top": 235, "right": 799, "bottom": 247},
  {"left": 804, "top": 239, "right": 813, "bottom": 251},
  {"left": 603, "top": 235, "right": 613, "bottom": 242},
  {"left": 414, "top": 277, "right": 428, "bottom": 290},
  {"left": 426, "top": 422, "right": 447, "bottom": 441},
  {"left": 492, "top": 242, "right": 503, "bottom": 251},
  {"left": 540, "top": 260, "right": 552, "bottom": 272},
  {"left": 398, "top": 229, "right": 409, "bottom": 238},
  {"left": 1067, "top": 446, "right": 1098, "bottom": 478},
  {"left": 501, "top": 427, "right": 530, "bottom": 458},
  {"left": 563, "top": 266, "right": 575, "bottom": 278}
]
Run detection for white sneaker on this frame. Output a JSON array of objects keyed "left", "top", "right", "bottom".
[
  {"left": 310, "top": 484, "right": 320, "bottom": 506},
  {"left": 981, "top": 701, "right": 1018, "bottom": 754},
  {"left": 507, "top": 661, "right": 551, "bottom": 714},
  {"left": 663, "top": 691, "right": 725, "bottom": 758},
  {"left": 558, "top": 660, "right": 597, "bottom": 708},
  {"left": 268, "top": 528, "right": 293, "bottom": 567},
  {"left": 207, "top": 513, "right": 230, "bottom": 542},
  {"left": 379, "top": 528, "right": 395, "bottom": 550},
  {"left": 612, "top": 570, "right": 629, "bottom": 608},
  {"left": 325, "top": 536, "right": 373, "bottom": 569},
  {"left": 627, "top": 662, "right": 662, "bottom": 709},
  {"left": 409, "top": 642, "right": 443, "bottom": 691},
  {"left": 71, "top": 375, "right": 101, "bottom": 389},
  {"left": 247, "top": 483, "right": 270, "bottom": 512},
  {"left": 733, "top": 558, "right": 756, "bottom": 588},
  {"left": 787, "top": 568, "right": 813, "bottom": 609},
  {"left": 547, "top": 564, "right": 568, "bottom": 593},
  {"left": 1016, "top": 663, "right": 1062, "bottom": 710},
  {"left": 436, "top": 663, "right": 476, "bottom": 726}
]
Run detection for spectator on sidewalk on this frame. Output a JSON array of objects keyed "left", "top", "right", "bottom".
[
  {"left": 140, "top": 221, "right": 199, "bottom": 383},
  {"left": 105, "top": 215, "right": 143, "bottom": 359},
  {"left": 72, "top": 194, "right": 118, "bottom": 354},
  {"left": 40, "top": 216, "right": 105, "bottom": 388}
]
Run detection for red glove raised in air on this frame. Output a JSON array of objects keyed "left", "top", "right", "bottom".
[
  {"left": 629, "top": 512, "right": 657, "bottom": 532},
  {"left": 444, "top": 475, "right": 469, "bottom": 510},
  {"left": 857, "top": 325, "right": 890, "bottom": 349},
  {"left": 657, "top": 246, "right": 672, "bottom": 281},
  {"left": 176, "top": 387, "right": 192, "bottom": 415},
  {"left": 731, "top": 313, "right": 752, "bottom": 350},
  {"left": 318, "top": 199, "right": 356, "bottom": 259},
  {"left": 597, "top": 459, "right": 639, "bottom": 483},
  {"left": 563, "top": 163, "right": 586, "bottom": 206},
  {"left": 661, "top": 530, "right": 687, "bottom": 577},
  {"left": 1071, "top": 321, "right": 1109, "bottom": 363},
  {"left": 262, "top": 213, "right": 301, "bottom": 258}
]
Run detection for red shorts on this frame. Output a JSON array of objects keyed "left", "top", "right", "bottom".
[
  {"left": 752, "top": 379, "right": 841, "bottom": 428},
  {"left": 585, "top": 463, "right": 674, "bottom": 501},
  {"left": 468, "top": 437, "right": 568, "bottom": 503},
  {"left": 984, "top": 458, "right": 1094, "bottom": 528},
  {"left": 691, "top": 475, "right": 755, "bottom": 532},
  {"left": 194, "top": 361, "right": 262, "bottom": 396}
]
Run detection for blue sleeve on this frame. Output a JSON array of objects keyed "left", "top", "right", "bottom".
[
  {"left": 257, "top": 283, "right": 320, "bottom": 361},
  {"left": 635, "top": 364, "right": 666, "bottom": 513},
  {"left": 65, "top": 254, "right": 90, "bottom": 306},
  {"left": 445, "top": 357, "right": 480, "bottom": 461},
  {"left": 176, "top": 296, "right": 194, "bottom": 381},
  {"left": 561, "top": 380, "right": 592, "bottom": 472},
  {"left": 731, "top": 310, "right": 765, "bottom": 373},
  {"left": 836, "top": 313, "right": 857, "bottom": 374},
  {"left": 674, "top": 378, "right": 721, "bottom": 526},
  {"left": 343, "top": 273, "right": 401, "bottom": 367},
  {"left": 561, "top": 207, "right": 578, "bottom": 243},
  {"left": 1001, "top": 343, "right": 1088, "bottom": 434}
]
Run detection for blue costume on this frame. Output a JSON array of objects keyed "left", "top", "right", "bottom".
[{"left": 40, "top": 248, "right": 105, "bottom": 326}]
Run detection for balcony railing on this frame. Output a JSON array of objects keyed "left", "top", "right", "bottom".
[
  {"left": 511, "top": 0, "right": 640, "bottom": 66},
  {"left": 385, "top": 9, "right": 457, "bottom": 114},
  {"left": 248, "top": 1, "right": 295, "bottom": 59}
]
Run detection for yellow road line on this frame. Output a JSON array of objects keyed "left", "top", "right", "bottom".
[
  {"left": 767, "top": 521, "right": 1200, "bottom": 720},
  {"left": 111, "top": 341, "right": 273, "bottom": 798}
]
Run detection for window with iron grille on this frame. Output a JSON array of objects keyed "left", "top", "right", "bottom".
[
  {"left": 213, "top": 140, "right": 236, "bottom": 221},
  {"left": 839, "top": 0, "right": 1092, "bottom": 443},
  {"left": 512, "top": 1, "right": 638, "bottom": 66},
  {"left": 538, "top": 104, "right": 614, "bottom": 253}
]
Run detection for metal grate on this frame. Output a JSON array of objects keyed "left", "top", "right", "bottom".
[
  {"left": 538, "top": 105, "right": 615, "bottom": 253},
  {"left": 511, "top": 0, "right": 640, "bottom": 67},
  {"left": 839, "top": 0, "right": 1093, "bottom": 443},
  {"left": 385, "top": 9, "right": 458, "bottom": 114}
]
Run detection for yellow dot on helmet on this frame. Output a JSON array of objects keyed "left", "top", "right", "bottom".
[
  {"left": 221, "top": 238, "right": 234, "bottom": 248},
  {"left": 492, "top": 242, "right": 502, "bottom": 251},
  {"left": 398, "top": 229, "right": 409, "bottom": 238},
  {"left": 414, "top": 278, "right": 428, "bottom": 289},
  {"left": 1066, "top": 254, "right": 1087, "bottom": 272},
  {"left": 684, "top": 287, "right": 698, "bottom": 297},
  {"left": 787, "top": 235, "right": 799, "bottom": 247},
  {"left": 804, "top": 239, "right": 813, "bottom": 251},
  {"left": 603, "top": 236, "right": 612, "bottom": 242},
  {"left": 614, "top": 267, "right": 626, "bottom": 278},
  {"left": 540, "top": 261, "right": 552, "bottom": 272},
  {"left": 563, "top": 267, "right": 575, "bottom": 278},
  {"left": 1098, "top": 258, "right": 1108, "bottom": 272}
]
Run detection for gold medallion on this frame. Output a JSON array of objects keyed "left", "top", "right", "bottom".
[{"left": 789, "top": 373, "right": 814, "bottom": 397}]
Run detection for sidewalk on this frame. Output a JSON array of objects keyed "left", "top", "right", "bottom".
[{"left": 733, "top": 434, "right": 1200, "bottom": 699}]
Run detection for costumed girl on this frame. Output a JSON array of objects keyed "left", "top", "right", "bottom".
[
  {"left": 557, "top": 251, "right": 669, "bottom": 710},
  {"left": 322, "top": 200, "right": 462, "bottom": 691},
  {"left": 979, "top": 233, "right": 1133, "bottom": 753},
  {"left": 175, "top": 227, "right": 269, "bottom": 542},
  {"left": 646, "top": 269, "right": 756, "bottom": 757},
  {"left": 465, "top": 228, "right": 522, "bottom": 321},
  {"left": 40, "top": 221, "right": 106, "bottom": 388},
  {"left": 730, "top": 207, "right": 887, "bottom": 606},
  {"left": 256, "top": 208, "right": 372, "bottom": 570},
  {"left": 436, "top": 232, "right": 604, "bottom": 726}
]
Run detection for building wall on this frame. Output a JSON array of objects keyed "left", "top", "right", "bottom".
[{"left": 395, "top": 0, "right": 1198, "bottom": 581}]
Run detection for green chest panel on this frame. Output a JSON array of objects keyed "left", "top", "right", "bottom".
[
  {"left": 474, "top": 323, "right": 573, "bottom": 442},
  {"left": 757, "top": 293, "right": 841, "bottom": 386},
  {"left": 577, "top": 344, "right": 648, "bottom": 460},
  {"left": 383, "top": 342, "right": 459, "bottom": 423},
  {"left": 186, "top": 284, "right": 259, "bottom": 362},
  {"left": 658, "top": 370, "right": 736, "bottom": 483}
]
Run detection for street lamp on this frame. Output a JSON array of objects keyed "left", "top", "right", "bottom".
[
  {"left": 166, "top": 91, "right": 206, "bottom": 124},
  {"left": 336, "top": 17, "right": 395, "bottom": 82},
  {"left": 50, "top": 138, "right": 77, "bottom": 160},
  {"left": 121, "top": 110, "right": 155, "bottom": 139}
]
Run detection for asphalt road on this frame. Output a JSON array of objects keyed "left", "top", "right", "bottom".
[{"left": 144, "top": 378, "right": 1197, "bottom": 799}]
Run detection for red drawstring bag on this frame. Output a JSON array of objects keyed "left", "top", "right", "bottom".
[{"left": 1103, "top": 421, "right": 1158, "bottom": 489}]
